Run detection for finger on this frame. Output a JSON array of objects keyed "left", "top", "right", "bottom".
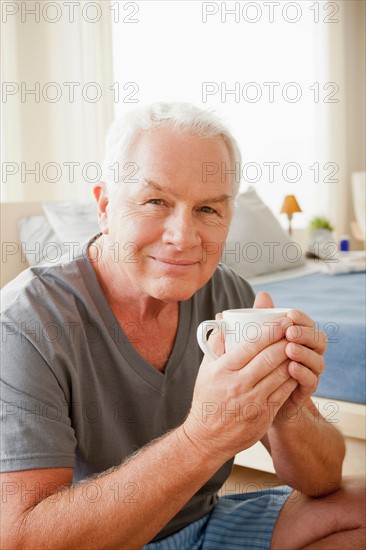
[
  {"left": 287, "top": 309, "right": 316, "bottom": 329},
  {"left": 240, "top": 339, "right": 288, "bottom": 388},
  {"left": 236, "top": 339, "right": 289, "bottom": 395},
  {"left": 253, "top": 291, "right": 275, "bottom": 309},
  {"left": 285, "top": 342, "right": 325, "bottom": 375},
  {"left": 217, "top": 318, "right": 289, "bottom": 372},
  {"left": 287, "top": 361, "right": 319, "bottom": 394},
  {"left": 268, "top": 377, "right": 298, "bottom": 413},
  {"left": 255, "top": 359, "right": 294, "bottom": 397},
  {"left": 285, "top": 325, "right": 327, "bottom": 355}
]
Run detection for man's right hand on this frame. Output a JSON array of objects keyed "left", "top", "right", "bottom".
[{"left": 183, "top": 317, "right": 298, "bottom": 462}]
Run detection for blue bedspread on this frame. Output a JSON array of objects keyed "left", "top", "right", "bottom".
[{"left": 252, "top": 272, "right": 366, "bottom": 404}]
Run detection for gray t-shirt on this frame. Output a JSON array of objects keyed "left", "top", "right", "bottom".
[{"left": 1, "top": 247, "right": 255, "bottom": 541}]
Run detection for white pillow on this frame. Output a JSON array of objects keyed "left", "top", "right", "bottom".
[
  {"left": 42, "top": 201, "right": 99, "bottom": 244},
  {"left": 17, "top": 216, "right": 68, "bottom": 267},
  {"left": 223, "top": 187, "right": 304, "bottom": 278}
]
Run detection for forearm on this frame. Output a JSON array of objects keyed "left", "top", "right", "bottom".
[
  {"left": 17, "top": 426, "right": 222, "bottom": 550},
  {"left": 264, "top": 399, "right": 345, "bottom": 497}
]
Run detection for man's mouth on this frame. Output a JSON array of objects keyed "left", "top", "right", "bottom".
[{"left": 150, "top": 257, "right": 199, "bottom": 267}]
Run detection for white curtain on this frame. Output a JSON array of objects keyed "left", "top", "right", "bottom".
[{"left": 1, "top": 1, "right": 114, "bottom": 203}]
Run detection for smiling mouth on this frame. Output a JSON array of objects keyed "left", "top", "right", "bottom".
[{"left": 150, "top": 257, "right": 198, "bottom": 266}]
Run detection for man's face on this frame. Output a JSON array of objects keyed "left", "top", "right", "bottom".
[{"left": 100, "top": 126, "right": 235, "bottom": 302}]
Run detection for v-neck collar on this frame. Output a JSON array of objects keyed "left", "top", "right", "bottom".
[{"left": 77, "top": 247, "right": 192, "bottom": 392}]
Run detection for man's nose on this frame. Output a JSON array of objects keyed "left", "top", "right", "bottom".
[{"left": 162, "top": 209, "right": 201, "bottom": 249}]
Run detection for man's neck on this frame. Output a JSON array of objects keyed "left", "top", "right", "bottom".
[{"left": 88, "top": 234, "right": 176, "bottom": 324}]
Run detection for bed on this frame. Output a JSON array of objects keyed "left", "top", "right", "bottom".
[{"left": 1, "top": 192, "right": 365, "bottom": 477}]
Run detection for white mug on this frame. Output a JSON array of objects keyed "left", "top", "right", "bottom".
[{"left": 196, "top": 308, "right": 291, "bottom": 360}]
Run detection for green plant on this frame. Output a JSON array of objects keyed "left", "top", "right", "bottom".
[{"left": 308, "top": 216, "right": 334, "bottom": 232}]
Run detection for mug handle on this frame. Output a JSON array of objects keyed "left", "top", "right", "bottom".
[{"left": 196, "top": 320, "right": 223, "bottom": 361}]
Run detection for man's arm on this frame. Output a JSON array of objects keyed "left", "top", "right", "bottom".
[
  {"left": 1, "top": 319, "right": 295, "bottom": 549},
  {"left": 1, "top": 427, "right": 223, "bottom": 550},
  {"left": 261, "top": 398, "right": 345, "bottom": 497},
  {"left": 252, "top": 295, "right": 346, "bottom": 497}
]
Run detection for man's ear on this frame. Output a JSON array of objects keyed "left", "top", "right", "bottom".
[{"left": 93, "top": 182, "right": 109, "bottom": 234}]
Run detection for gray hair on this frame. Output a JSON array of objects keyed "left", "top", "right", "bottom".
[{"left": 101, "top": 102, "right": 242, "bottom": 195}]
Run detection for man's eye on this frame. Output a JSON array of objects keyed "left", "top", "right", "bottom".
[
  {"left": 200, "top": 206, "right": 217, "bottom": 214},
  {"left": 147, "top": 199, "right": 164, "bottom": 205}
]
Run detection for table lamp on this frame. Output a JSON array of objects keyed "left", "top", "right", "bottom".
[{"left": 280, "top": 195, "right": 302, "bottom": 236}]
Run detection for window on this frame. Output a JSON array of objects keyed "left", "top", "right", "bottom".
[{"left": 111, "top": 0, "right": 339, "bottom": 228}]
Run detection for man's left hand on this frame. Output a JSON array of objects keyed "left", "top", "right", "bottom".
[
  {"left": 282, "top": 308, "right": 327, "bottom": 416},
  {"left": 254, "top": 291, "right": 327, "bottom": 422}
]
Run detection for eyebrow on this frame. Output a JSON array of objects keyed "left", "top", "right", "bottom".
[{"left": 143, "top": 179, "right": 232, "bottom": 204}]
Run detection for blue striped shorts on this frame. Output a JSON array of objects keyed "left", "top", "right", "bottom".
[{"left": 143, "top": 486, "right": 293, "bottom": 550}]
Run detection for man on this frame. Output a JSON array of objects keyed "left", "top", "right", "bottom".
[{"left": 1, "top": 103, "right": 364, "bottom": 549}]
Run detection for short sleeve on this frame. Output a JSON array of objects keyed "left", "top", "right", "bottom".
[{"left": 1, "top": 322, "right": 77, "bottom": 472}]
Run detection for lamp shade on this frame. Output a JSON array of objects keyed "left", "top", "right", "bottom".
[{"left": 280, "top": 195, "right": 302, "bottom": 215}]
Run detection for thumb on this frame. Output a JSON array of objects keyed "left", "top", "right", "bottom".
[{"left": 253, "top": 291, "right": 275, "bottom": 308}]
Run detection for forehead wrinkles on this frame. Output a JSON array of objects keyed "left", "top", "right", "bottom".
[
  {"left": 115, "top": 128, "right": 236, "bottom": 198},
  {"left": 129, "top": 128, "right": 231, "bottom": 166}
]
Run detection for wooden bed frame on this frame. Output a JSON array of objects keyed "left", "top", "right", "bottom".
[{"left": 1, "top": 202, "right": 365, "bottom": 478}]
